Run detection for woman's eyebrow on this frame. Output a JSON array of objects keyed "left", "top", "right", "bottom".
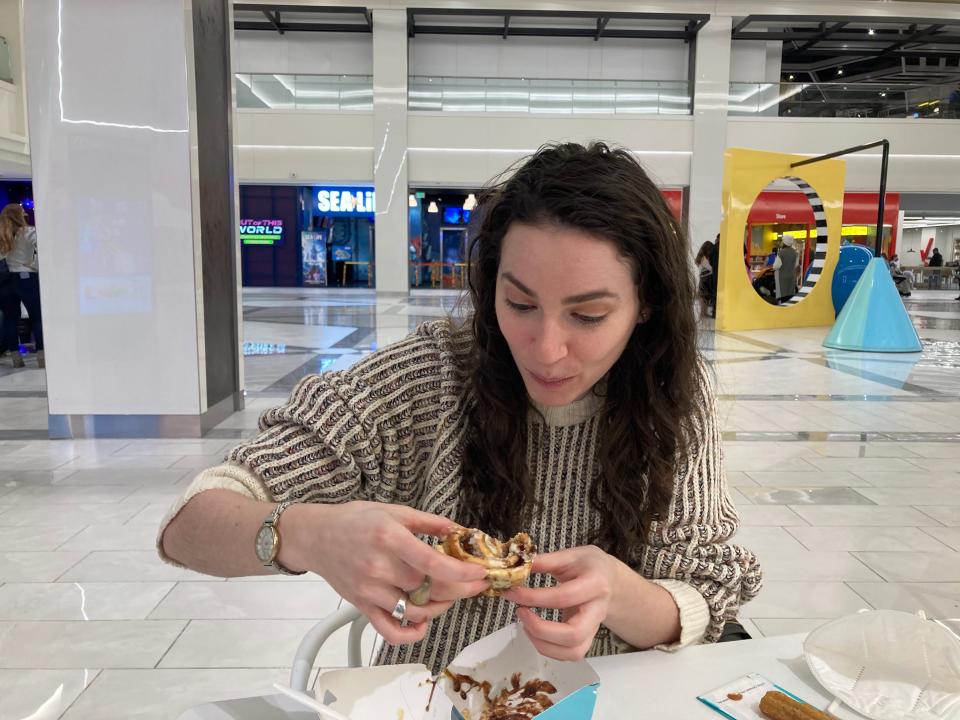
[
  {"left": 502, "top": 272, "right": 619, "bottom": 304},
  {"left": 501, "top": 272, "right": 537, "bottom": 298},
  {"left": 562, "top": 290, "right": 619, "bottom": 304}
]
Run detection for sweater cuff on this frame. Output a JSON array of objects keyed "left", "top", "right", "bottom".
[
  {"left": 650, "top": 579, "right": 711, "bottom": 652},
  {"left": 156, "top": 461, "right": 272, "bottom": 568}
]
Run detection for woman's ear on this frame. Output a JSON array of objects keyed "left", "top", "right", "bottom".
[{"left": 637, "top": 308, "right": 651, "bottom": 324}]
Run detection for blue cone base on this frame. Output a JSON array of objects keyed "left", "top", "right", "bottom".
[{"left": 823, "top": 258, "right": 922, "bottom": 353}]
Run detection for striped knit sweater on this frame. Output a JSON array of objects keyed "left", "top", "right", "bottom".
[{"left": 158, "top": 319, "right": 762, "bottom": 673}]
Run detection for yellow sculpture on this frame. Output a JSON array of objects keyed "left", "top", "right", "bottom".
[{"left": 716, "top": 148, "right": 845, "bottom": 331}]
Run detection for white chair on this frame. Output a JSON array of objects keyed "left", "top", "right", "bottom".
[{"left": 290, "top": 603, "right": 370, "bottom": 691}]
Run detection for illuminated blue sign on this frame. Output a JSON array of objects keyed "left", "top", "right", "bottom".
[{"left": 314, "top": 187, "right": 375, "bottom": 216}]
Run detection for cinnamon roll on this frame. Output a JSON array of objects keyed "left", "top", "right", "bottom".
[{"left": 438, "top": 527, "right": 535, "bottom": 596}]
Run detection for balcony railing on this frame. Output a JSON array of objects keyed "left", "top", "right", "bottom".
[
  {"left": 730, "top": 81, "right": 960, "bottom": 119},
  {"left": 409, "top": 76, "right": 691, "bottom": 115},
  {"left": 235, "top": 74, "right": 373, "bottom": 110},
  {"left": 234, "top": 73, "right": 959, "bottom": 120}
]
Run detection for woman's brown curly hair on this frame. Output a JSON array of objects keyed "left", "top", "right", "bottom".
[{"left": 458, "top": 142, "right": 700, "bottom": 563}]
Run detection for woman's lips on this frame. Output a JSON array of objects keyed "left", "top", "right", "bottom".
[{"left": 528, "top": 370, "right": 575, "bottom": 389}]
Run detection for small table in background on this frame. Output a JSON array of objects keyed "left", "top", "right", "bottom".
[{"left": 341, "top": 261, "right": 372, "bottom": 288}]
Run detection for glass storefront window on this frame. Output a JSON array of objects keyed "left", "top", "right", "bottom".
[
  {"left": 408, "top": 190, "right": 475, "bottom": 290},
  {"left": 238, "top": 184, "right": 376, "bottom": 289},
  {"left": 299, "top": 186, "right": 375, "bottom": 288}
]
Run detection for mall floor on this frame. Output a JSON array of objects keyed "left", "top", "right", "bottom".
[{"left": 1, "top": 286, "right": 959, "bottom": 719}]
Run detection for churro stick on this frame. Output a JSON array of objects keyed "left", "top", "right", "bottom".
[{"left": 759, "top": 691, "right": 834, "bottom": 720}]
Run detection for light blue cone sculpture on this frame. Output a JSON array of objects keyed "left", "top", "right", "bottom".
[{"left": 823, "top": 257, "right": 922, "bottom": 353}]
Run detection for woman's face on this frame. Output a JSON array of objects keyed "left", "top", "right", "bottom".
[{"left": 495, "top": 221, "right": 642, "bottom": 407}]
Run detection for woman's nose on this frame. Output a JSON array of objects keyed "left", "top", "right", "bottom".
[{"left": 531, "top": 319, "right": 568, "bottom": 365}]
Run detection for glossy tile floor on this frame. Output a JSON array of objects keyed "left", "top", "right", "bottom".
[{"left": 1, "top": 287, "right": 960, "bottom": 719}]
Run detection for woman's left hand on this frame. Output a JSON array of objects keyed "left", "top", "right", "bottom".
[{"left": 503, "top": 545, "right": 621, "bottom": 661}]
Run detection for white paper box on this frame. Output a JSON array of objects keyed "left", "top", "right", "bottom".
[{"left": 314, "top": 624, "right": 600, "bottom": 720}]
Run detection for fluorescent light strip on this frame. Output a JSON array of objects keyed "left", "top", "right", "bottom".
[{"left": 237, "top": 144, "right": 374, "bottom": 150}]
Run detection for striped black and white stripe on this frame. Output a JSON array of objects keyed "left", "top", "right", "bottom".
[{"left": 781, "top": 176, "right": 829, "bottom": 306}]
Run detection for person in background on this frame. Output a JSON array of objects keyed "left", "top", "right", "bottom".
[
  {"left": 694, "top": 239, "right": 715, "bottom": 317},
  {"left": 0, "top": 204, "right": 41, "bottom": 368},
  {"left": 889, "top": 254, "right": 914, "bottom": 297},
  {"left": 773, "top": 234, "right": 799, "bottom": 303},
  {"left": 708, "top": 233, "right": 722, "bottom": 312},
  {"left": 929, "top": 248, "right": 944, "bottom": 267},
  {"left": 948, "top": 84, "right": 960, "bottom": 119}
]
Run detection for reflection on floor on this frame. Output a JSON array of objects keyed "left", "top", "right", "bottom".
[{"left": 1, "top": 287, "right": 959, "bottom": 719}]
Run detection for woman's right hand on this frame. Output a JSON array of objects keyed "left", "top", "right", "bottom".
[{"left": 284, "top": 501, "right": 490, "bottom": 645}]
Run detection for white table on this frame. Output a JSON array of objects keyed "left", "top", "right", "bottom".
[{"left": 179, "top": 633, "right": 870, "bottom": 720}]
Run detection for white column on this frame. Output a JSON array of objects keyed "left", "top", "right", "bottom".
[
  {"left": 688, "top": 15, "right": 732, "bottom": 252},
  {"left": 23, "top": 0, "right": 242, "bottom": 437},
  {"left": 372, "top": 9, "right": 410, "bottom": 294}
]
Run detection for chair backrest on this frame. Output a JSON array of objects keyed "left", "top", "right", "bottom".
[{"left": 290, "top": 604, "right": 370, "bottom": 691}]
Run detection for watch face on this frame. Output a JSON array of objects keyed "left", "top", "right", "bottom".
[{"left": 255, "top": 525, "right": 277, "bottom": 563}]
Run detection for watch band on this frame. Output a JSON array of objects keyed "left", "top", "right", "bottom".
[{"left": 263, "top": 501, "right": 306, "bottom": 576}]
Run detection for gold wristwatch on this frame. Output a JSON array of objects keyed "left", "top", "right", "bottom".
[{"left": 255, "top": 501, "right": 305, "bottom": 575}]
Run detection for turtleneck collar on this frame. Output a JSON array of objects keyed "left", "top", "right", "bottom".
[{"left": 529, "top": 383, "right": 606, "bottom": 427}]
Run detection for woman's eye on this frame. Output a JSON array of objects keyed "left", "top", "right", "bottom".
[
  {"left": 574, "top": 314, "right": 606, "bottom": 325},
  {"left": 506, "top": 299, "right": 535, "bottom": 313}
]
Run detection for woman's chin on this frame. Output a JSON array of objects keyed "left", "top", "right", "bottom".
[{"left": 524, "top": 381, "right": 586, "bottom": 407}]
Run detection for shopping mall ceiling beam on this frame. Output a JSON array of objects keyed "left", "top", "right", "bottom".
[
  {"left": 796, "top": 21, "right": 849, "bottom": 52},
  {"left": 261, "top": 9, "right": 283, "bottom": 34},
  {"left": 234, "top": 4, "right": 372, "bottom": 33},
  {"left": 784, "top": 48, "right": 960, "bottom": 59},
  {"left": 595, "top": 16, "right": 610, "bottom": 41},
  {"left": 876, "top": 23, "right": 946, "bottom": 59},
  {"left": 406, "top": 9, "right": 709, "bottom": 41},
  {"left": 732, "top": 14, "right": 960, "bottom": 45}
]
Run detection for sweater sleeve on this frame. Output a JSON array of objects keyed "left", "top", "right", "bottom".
[
  {"left": 636, "top": 361, "right": 763, "bottom": 650},
  {"left": 226, "top": 321, "right": 464, "bottom": 506}
]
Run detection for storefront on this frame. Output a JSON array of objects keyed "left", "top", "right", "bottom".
[
  {"left": 407, "top": 190, "right": 474, "bottom": 289},
  {"left": 744, "top": 191, "right": 900, "bottom": 276},
  {"left": 406, "top": 187, "right": 685, "bottom": 290},
  {"left": 239, "top": 184, "right": 375, "bottom": 288}
]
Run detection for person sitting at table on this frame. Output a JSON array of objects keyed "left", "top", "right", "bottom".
[
  {"left": 158, "top": 142, "right": 763, "bottom": 674},
  {"left": 889, "top": 254, "right": 914, "bottom": 297}
]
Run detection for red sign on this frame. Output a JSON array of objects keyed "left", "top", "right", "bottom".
[
  {"left": 661, "top": 188, "right": 683, "bottom": 220},
  {"left": 745, "top": 191, "right": 900, "bottom": 248}
]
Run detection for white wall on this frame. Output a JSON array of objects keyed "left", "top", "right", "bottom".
[
  {"left": 407, "top": 114, "right": 691, "bottom": 187},
  {"left": 234, "top": 29, "right": 781, "bottom": 84},
  {"left": 235, "top": 110, "right": 374, "bottom": 182},
  {"left": 726, "top": 118, "right": 960, "bottom": 192},
  {"left": 407, "top": 34, "right": 780, "bottom": 83},
  {"left": 729, "top": 41, "right": 780, "bottom": 83},
  {"left": 410, "top": 36, "right": 688, "bottom": 81},
  {"left": 235, "top": 111, "right": 960, "bottom": 193},
  {"left": 233, "top": 30, "right": 372, "bottom": 75}
]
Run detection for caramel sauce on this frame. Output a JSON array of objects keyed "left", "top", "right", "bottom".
[{"left": 437, "top": 670, "right": 557, "bottom": 720}]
